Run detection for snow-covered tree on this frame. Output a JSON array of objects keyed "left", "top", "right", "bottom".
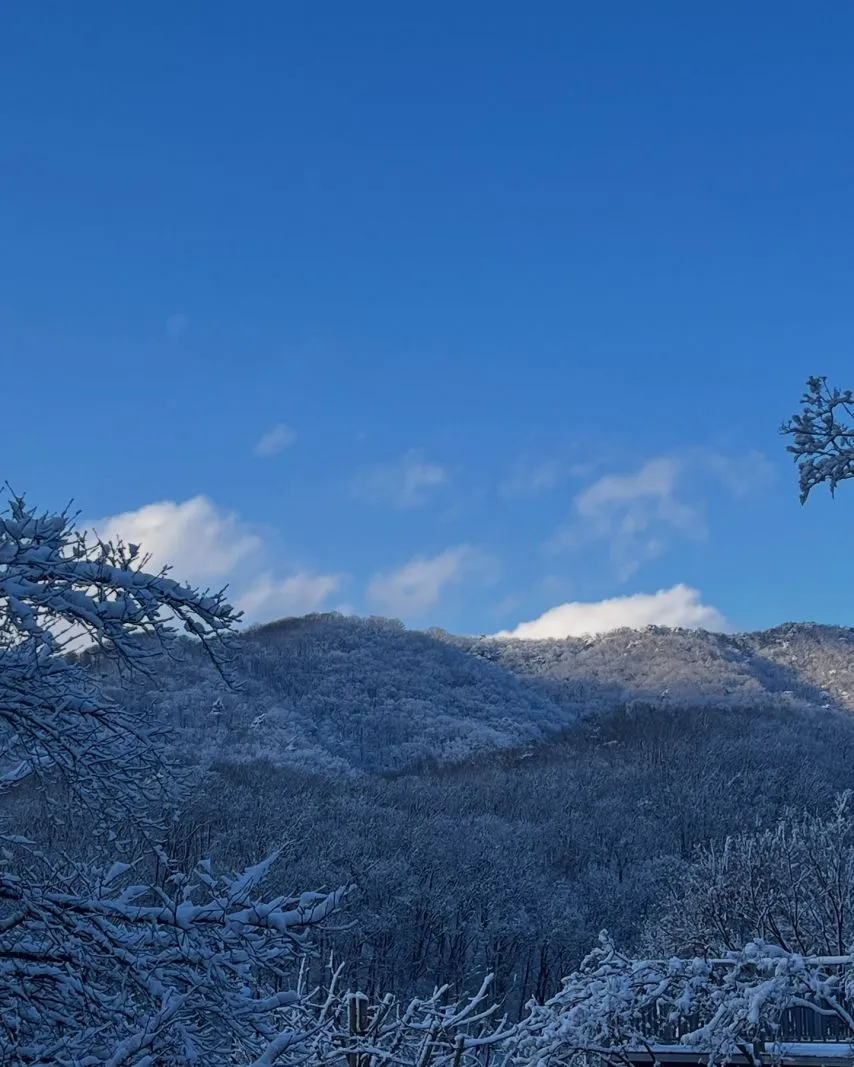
[
  {"left": 651, "top": 795, "right": 854, "bottom": 959},
  {"left": 0, "top": 495, "right": 346, "bottom": 1065},
  {"left": 270, "top": 964, "right": 520, "bottom": 1067},
  {"left": 782, "top": 375, "right": 854, "bottom": 503},
  {"left": 511, "top": 935, "right": 854, "bottom": 1067}
]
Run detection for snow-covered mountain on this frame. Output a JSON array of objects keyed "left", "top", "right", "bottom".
[
  {"left": 100, "top": 614, "right": 854, "bottom": 775},
  {"left": 77, "top": 615, "right": 854, "bottom": 1011},
  {"left": 463, "top": 621, "right": 854, "bottom": 713}
]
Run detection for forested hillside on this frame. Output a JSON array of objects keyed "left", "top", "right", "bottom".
[
  {"left": 178, "top": 696, "right": 854, "bottom": 1015},
  {"left": 64, "top": 611, "right": 854, "bottom": 1016},
  {"left": 465, "top": 621, "right": 854, "bottom": 713},
  {"left": 93, "top": 614, "right": 578, "bottom": 775},
  {"left": 88, "top": 613, "right": 854, "bottom": 776}
]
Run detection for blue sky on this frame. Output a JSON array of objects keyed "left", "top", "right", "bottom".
[{"left": 3, "top": 2, "right": 854, "bottom": 636}]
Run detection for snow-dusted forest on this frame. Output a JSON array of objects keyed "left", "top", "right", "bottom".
[
  {"left": 79, "top": 612, "right": 854, "bottom": 776},
  {"left": 71, "top": 612, "right": 854, "bottom": 1012}
]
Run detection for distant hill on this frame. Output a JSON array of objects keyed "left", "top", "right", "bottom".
[
  {"left": 462, "top": 621, "right": 854, "bottom": 714},
  {"left": 103, "top": 614, "right": 576, "bottom": 775},
  {"left": 99, "top": 614, "right": 854, "bottom": 775}
]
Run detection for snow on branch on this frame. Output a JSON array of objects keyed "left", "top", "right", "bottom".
[
  {"left": 265, "top": 965, "right": 521, "bottom": 1067},
  {"left": 0, "top": 493, "right": 242, "bottom": 816},
  {"left": 0, "top": 856, "right": 348, "bottom": 1064},
  {"left": 511, "top": 934, "right": 854, "bottom": 1067},
  {"left": 781, "top": 376, "right": 854, "bottom": 504}
]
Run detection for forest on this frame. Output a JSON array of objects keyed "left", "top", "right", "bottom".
[{"left": 61, "top": 605, "right": 854, "bottom": 1015}]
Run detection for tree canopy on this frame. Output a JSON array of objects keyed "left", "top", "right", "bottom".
[{"left": 782, "top": 376, "right": 854, "bottom": 503}]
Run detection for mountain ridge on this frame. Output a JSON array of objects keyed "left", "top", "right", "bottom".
[
  {"left": 98, "top": 614, "right": 854, "bottom": 776},
  {"left": 461, "top": 619, "right": 854, "bottom": 713}
]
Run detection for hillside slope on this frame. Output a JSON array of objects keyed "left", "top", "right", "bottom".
[
  {"left": 99, "top": 615, "right": 854, "bottom": 775},
  {"left": 105, "top": 614, "right": 578, "bottom": 775},
  {"left": 465, "top": 621, "right": 854, "bottom": 713}
]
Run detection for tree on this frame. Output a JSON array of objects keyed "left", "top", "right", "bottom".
[
  {"left": 782, "top": 375, "right": 854, "bottom": 503},
  {"left": 510, "top": 934, "right": 854, "bottom": 1067},
  {"left": 0, "top": 495, "right": 346, "bottom": 1065},
  {"left": 650, "top": 795, "right": 854, "bottom": 959}
]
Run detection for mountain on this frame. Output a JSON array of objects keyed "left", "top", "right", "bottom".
[
  {"left": 100, "top": 614, "right": 854, "bottom": 776},
  {"left": 102, "top": 614, "right": 576, "bottom": 776},
  {"left": 78, "top": 615, "right": 854, "bottom": 1010},
  {"left": 462, "top": 621, "right": 854, "bottom": 713}
]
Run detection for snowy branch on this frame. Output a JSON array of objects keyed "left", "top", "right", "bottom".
[
  {"left": 781, "top": 376, "right": 854, "bottom": 503},
  {"left": 512, "top": 935, "right": 854, "bottom": 1067}
]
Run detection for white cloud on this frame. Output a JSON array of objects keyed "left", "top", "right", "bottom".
[
  {"left": 367, "top": 545, "right": 490, "bottom": 616},
  {"left": 236, "top": 572, "right": 341, "bottom": 623},
  {"left": 352, "top": 450, "right": 447, "bottom": 508},
  {"left": 695, "top": 448, "right": 776, "bottom": 497},
  {"left": 90, "top": 496, "right": 342, "bottom": 626},
  {"left": 255, "top": 423, "right": 297, "bottom": 457},
  {"left": 548, "top": 456, "right": 704, "bottom": 579},
  {"left": 90, "top": 497, "right": 261, "bottom": 584},
  {"left": 499, "top": 457, "right": 561, "bottom": 499},
  {"left": 496, "top": 584, "right": 728, "bottom": 639}
]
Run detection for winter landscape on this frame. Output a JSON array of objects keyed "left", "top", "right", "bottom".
[
  {"left": 4, "top": 376, "right": 854, "bottom": 1064},
  {"left": 5, "top": 5, "right": 854, "bottom": 1065}
]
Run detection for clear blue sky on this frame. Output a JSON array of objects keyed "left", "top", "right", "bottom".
[{"left": 3, "top": 2, "right": 853, "bottom": 635}]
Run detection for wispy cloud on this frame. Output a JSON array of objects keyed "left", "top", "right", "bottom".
[
  {"left": 254, "top": 423, "right": 297, "bottom": 457},
  {"left": 352, "top": 450, "right": 447, "bottom": 508},
  {"left": 547, "top": 456, "right": 704, "bottom": 579},
  {"left": 547, "top": 449, "right": 773, "bottom": 580},
  {"left": 165, "top": 313, "right": 189, "bottom": 339},
  {"left": 498, "top": 457, "right": 561, "bottom": 499},
  {"left": 367, "top": 545, "right": 493, "bottom": 617},
  {"left": 236, "top": 572, "right": 342, "bottom": 620},
  {"left": 495, "top": 584, "right": 728, "bottom": 639},
  {"left": 693, "top": 447, "right": 776, "bottom": 497}
]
